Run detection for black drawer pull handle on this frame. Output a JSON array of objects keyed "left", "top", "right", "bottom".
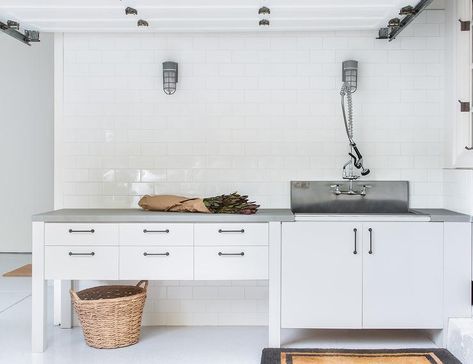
[
  {"left": 368, "top": 228, "right": 373, "bottom": 255},
  {"left": 143, "top": 252, "right": 170, "bottom": 257},
  {"left": 218, "top": 252, "right": 245, "bottom": 256},
  {"left": 69, "top": 229, "right": 95, "bottom": 233},
  {"left": 353, "top": 228, "right": 358, "bottom": 255},
  {"left": 218, "top": 229, "right": 245, "bottom": 233},
  {"left": 143, "top": 229, "right": 170, "bottom": 233},
  {"left": 69, "top": 252, "right": 95, "bottom": 256}
]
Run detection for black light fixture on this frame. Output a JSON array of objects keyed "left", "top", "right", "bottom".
[
  {"left": 258, "top": 6, "right": 271, "bottom": 16},
  {"left": 399, "top": 5, "right": 416, "bottom": 16},
  {"left": 376, "top": 0, "right": 433, "bottom": 42},
  {"left": 7, "top": 20, "right": 19, "bottom": 30},
  {"left": 24, "top": 30, "right": 40, "bottom": 42},
  {"left": 388, "top": 18, "right": 401, "bottom": 28},
  {"left": 163, "top": 61, "right": 178, "bottom": 95},
  {"left": 137, "top": 19, "right": 149, "bottom": 27},
  {"left": 259, "top": 19, "right": 270, "bottom": 27},
  {"left": 125, "top": 7, "right": 138, "bottom": 15},
  {"left": 258, "top": 5, "right": 270, "bottom": 27}
]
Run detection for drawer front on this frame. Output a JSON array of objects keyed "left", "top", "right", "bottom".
[
  {"left": 119, "top": 246, "right": 193, "bottom": 280},
  {"left": 45, "top": 246, "right": 118, "bottom": 280},
  {"left": 194, "top": 223, "right": 268, "bottom": 246},
  {"left": 45, "top": 223, "right": 118, "bottom": 246},
  {"left": 194, "top": 246, "right": 268, "bottom": 280},
  {"left": 119, "top": 223, "right": 193, "bottom": 246}
]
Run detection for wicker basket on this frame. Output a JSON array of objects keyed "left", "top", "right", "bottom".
[{"left": 70, "top": 280, "right": 148, "bottom": 349}]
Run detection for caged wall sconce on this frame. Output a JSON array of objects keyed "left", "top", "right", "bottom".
[{"left": 162, "top": 61, "right": 178, "bottom": 95}]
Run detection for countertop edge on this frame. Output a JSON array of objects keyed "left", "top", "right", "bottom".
[
  {"left": 32, "top": 208, "right": 295, "bottom": 223},
  {"left": 410, "top": 209, "right": 472, "bottom": 223},
  {"left": 31, "top": 208, "right": 471, "bottom": 223}
]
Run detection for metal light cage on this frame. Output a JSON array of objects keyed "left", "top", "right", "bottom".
[
  {"left": 342, "top": 60, "right": 358, "bottom": 94},
  {"left": 163, "top": 61, "right": 178, "bottom": 95}
]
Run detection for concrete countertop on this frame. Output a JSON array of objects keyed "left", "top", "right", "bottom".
[
  {"left": 32, "top": 208, "right": 295, "bottom": 223},
  {"left": 410, "top": 209, "right": 472, "bottom": 222},
  {"left": 295, "top": 209, "right": 471, "bottom": 222},
  {"left": 32, "top": 208, "right": 470, "bottom": 223}
]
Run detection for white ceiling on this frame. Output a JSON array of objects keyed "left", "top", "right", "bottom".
[{"left": 0, "top": 0, "right": 417, "bottom": 33}]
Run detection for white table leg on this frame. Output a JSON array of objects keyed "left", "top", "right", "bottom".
[
  {"left": 268, "top": 222, "right": 282, "bottom": 348},
  {"left": 60, "top": 280, "right": 72, "bottom": 329},
  {"left": 53, "top": 280, "right": 61, "bottom": 325},
  {"left": 32, "top": 222, "right": 47, "bottom": 353}
]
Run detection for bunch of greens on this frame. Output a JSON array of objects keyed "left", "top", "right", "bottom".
[{"left": 203, "top": 192, "right": 260, "bottom": 215}]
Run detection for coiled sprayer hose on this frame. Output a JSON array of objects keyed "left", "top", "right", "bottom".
[{"left": 340, "top": 83, "right": 354, "bottom": 143}]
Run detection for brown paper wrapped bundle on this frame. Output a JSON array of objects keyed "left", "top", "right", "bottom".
[
  {"left": 138, "top": 195, "right": 210, "bottom": 213},
  {"left": 138, "top": 193, "right": 260, "bottom": 214}
]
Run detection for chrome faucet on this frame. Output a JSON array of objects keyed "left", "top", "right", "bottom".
[{"left": 331, "top": 183, "right": 371, "bottom": 196}]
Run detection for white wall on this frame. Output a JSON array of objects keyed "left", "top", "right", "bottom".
[
  {"left": 58, "top": 12, "right": 445, "bottom": 211},
  {"left": 443, "top": 169, "right": 473, "bottom": 215},
  {"left": 59, "top": 10, "right": 446, "bottom": 325},
  {"left": 0, "top": 33, "right": 54, "bottom": 252}
]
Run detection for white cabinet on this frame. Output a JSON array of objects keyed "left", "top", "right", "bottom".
[
  {"left": 281, "top": 221, "right": 444, "bottom": 329},
  {"left": 43, "top": 222, "right": 270, "bottom": 282},
  {"left": 282, "top": 222, "right": 363, "bottom": 328},
  {"left": 362, "top": 222, "right": 443, "bottom": 328}
]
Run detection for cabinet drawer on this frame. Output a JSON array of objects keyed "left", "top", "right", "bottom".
[
  {"left": 194, "top": 223, "right": 268, "bottom": 246},
  {"left": 45, "top": 223, "right": 118, "bottom": 246},
  {"left": 119, "top": 223, "right": 193, "bottom": 246},
  {"left": 45, "top": 246, "right": 118, "bottom": 280},
  {"left": 194, "top": 246, "right": 268, "bottom": 280},
  {"left": 119, "top": 246, "right": 193, "bottom": 280}
]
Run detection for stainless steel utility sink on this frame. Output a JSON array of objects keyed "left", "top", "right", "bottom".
[{"left": 291, "top": 181, "right": 416, "bottom": 214}]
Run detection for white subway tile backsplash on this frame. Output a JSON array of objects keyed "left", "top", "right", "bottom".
[{"left": 63, "top": 21, "right": 446, "bottom": 325}]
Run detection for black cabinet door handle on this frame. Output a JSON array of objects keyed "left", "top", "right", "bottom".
[
  {"left": 69, "top": 229, "right": 95, "bottom": 233},
  {"left": 368, "top": 228, "right": 373, "bottom": 255},
  {"left": 143, "top": 252, "right": 170, "bottom": 257},
  {"left": 69, "top": 252, "right": 95, "bottom": 256},
  {"left": 353, "top": 228, "right": 358, "bottom": 255},
  {"left": 143, "top": 229, "right": 170, "bottom": 233},
  {"left": 218, "top": 252, "right": 245, "bottom": 256},
  {"left": 218, "top": 229, "right": 245, "bottom": 233}
]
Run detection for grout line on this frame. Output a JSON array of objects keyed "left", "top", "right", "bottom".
[{"left": 0, "top": 294, "right": 32, "bottom": 315}]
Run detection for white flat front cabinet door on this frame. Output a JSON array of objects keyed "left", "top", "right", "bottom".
[
  {"left": 282, "top": 222, "right": 362, "bottom": 329},
  {"left": 362, "top": 222, "right": 443, "bottom": 329}
]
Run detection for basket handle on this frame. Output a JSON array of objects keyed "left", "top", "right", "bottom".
[
  {"left": 70, "top": 289, "right": 80, "bottom": 301},
  {"left": 136, "top": 280, "right": 148, "bottom": 290}
]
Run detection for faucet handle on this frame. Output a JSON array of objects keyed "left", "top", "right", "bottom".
[
  {"left": 330, "top": 184, "right": 341, "bottom": 195},
  {"left": 360, "top": 184, "right": 371, "bottom": 196}
]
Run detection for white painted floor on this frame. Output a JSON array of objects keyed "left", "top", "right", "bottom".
[{"left": 0, "top": 254, "right": 438, "bottom": 364}]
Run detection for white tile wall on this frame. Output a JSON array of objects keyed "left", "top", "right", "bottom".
[
  {"left": 62, "top": 10, "right": 446, "bottom": 325},
  {"left": 443, "top": 169, "right": 473, "bottom": 215}
]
